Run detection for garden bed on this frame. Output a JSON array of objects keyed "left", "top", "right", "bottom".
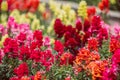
[{"left": 0, "top": 0, "right": 120, "bottom": 80}]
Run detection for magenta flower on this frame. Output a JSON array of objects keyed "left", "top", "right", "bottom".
[
  {"left": 0, "top": 24, "right": 5, "bottom": 35},
  {"left": 102, "top": 63, "right": 117, "bottom": 80},
  {"left": 0, "top": 49, "right": 4, "bottom": 63},
  {"left": 112, "top": 49, "right": 120, "bottom": 64}
]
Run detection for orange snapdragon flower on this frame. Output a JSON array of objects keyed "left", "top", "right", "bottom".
[
  {"left": 21, "top": 76, "right": 30, "bottom": 80},
  {"left": 75, "top": 48, "right": 100, "bottom": 66},
  {"left": 75, "top": 48, "right": 90, "bottom": 65},
  {"left": 34, "top": 71, "right": 42, "bottom": 80},
  {"left": 34, "top": 71, "right": 46, "bottom": 80},
  {"left": 86, "top": 60, "right": 108, "bottom": 80},
  {"left": 74, "top": 48, "right": 101, "bottom": 78}
]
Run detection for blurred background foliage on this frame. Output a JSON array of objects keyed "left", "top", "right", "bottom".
[{"left": 63, "top": 0, "right": 120, "bottom": 11}]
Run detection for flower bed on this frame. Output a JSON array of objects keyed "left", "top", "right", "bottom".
[{"left": 0, "top": 0, "right": 120, "bottom": 80}]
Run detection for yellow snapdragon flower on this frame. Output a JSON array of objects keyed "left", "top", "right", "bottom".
[
  {"left": 62, "top": 4, "right": 71, "bottom": 15},
  {"left": 1, "top": 1, "right": 8, "bottom": 11},
  {"left": 31, "top": 18, "right": 40, "bottom": 31},
  {"left": 47, "top": 19, "right": 55, "bottom": 34},
  {"left": 49, "top": 0, "right": 61, "bottom": 12},
  {"left": 78, "top": 0, "right": 88, "bottom": 19},
  {"left": 68, "top": 10, "right": 76, "bottom": 23},
  {"left": 38, "top": 3, "right": 46, "bottom": 13},
  {"left": 110, "top": 0, "right": 116, "bottom": 4},
  {"left": 50, "top": 38, "right": 55, "bottom": 45},
  {"left": 10, "top": 10, "right": 20, "bottom": 22},
  {"left": 1, "top": 14, "right": 7, "bottom": 26}
]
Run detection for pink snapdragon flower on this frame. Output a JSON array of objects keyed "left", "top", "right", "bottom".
[
  {"left": 0, "top": 24, "right": 5, "bottom": 35},
  {"left": 0, "top": 49, "right": 4, "bottom": 63},
  {"left": 7, "top": 17, "right": 31, "bottom": 36},
  {"left": 102, "top": 63, "right": 118, "bottom": 80},
  {"left": 43, "top": 36, "right": 50, "bottom": 47},
  {"left": 113, "top": 24, "right": 120, "bottom": 35}
]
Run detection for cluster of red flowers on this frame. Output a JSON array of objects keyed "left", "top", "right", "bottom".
[
  {"left": 3, "top": 38, "right": 19, "bottom": 58},
  {"left": 1, "top": 17, "right": 77, "bottom": 80},
  {"left": 87, "top": 6, "right": 96, "bottom": 19},
  {"left": 1, "top": 17, "right": 55, "bottom": 74},
  {"left": 98, "top": 0, "right": 109, "bottom": 13},
  {"left": 6, "top": 0, "right": 39, "bottom": 12},
  {"left": 14, "top": 62, "right": 29, "bottom": 78},
  {"left": 54, "top": 40, "right": 64, "bottom": 55},
  {"left": 87, "top": 37, "right": 98, "bottom": 51},
  {"left": 0, "top": 0, "right": 2, "bottom": 10},
  {"left": 60, "top": 52, "right": 74, "bottom": 65},
  {"left": 54, "top": 15, "right": 109, "bottom": 55}
]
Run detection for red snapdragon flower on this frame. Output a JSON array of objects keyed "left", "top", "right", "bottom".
[
  {"left": 19, "top": 45, "right": 30, "bottom": 60},
  {"left": 33, "top": 30, "right": 43, "bottom": 47},
  {"left": 30, "top": 50, "right": 41, "bottom": 62},
  {"left": 91, "top": 15, "right": 102, "bottom": 34},
  {"left": 17, "top": 32, "right": 26, "bottom": 42},
  {"left": 14, "top": 62, "right": 29, "bottom": 78},
  {"left": 64, "top": 38, "right": 78, "bottom": 49},
  {"left": 60, "top": 52, "right": 74, "bottom": 65},
  {"left": 31, "top": 49, "right": 54, "bottom": 70},
  {"left": 33, "top": 30, "right": 43, "bottom": 41},
  {"left": 10, "top": 76, "right": 20, "bottom": 80},
  {"left": 84, "top": 18, "right": 91, "bottom": 32},
  {"left": 54, "top": 40, "right": 64, "bottom": 54},
  {"left": 54, "top": 19, "right": 65, "bottom": 38},
  {"left": 97, "top": 27, "right": 108, "bottom": 45},
  {"left": 17, "top": 32, "right": 26, "bottom": 45},
  {"left": 0, "top": 0, "right": 2, "bottom": 6},
  {"left": 87, "top": 6, "right": 96, "bottom": 18},
  {"left": 3, "top": 38, "right": 19, "bottom": 58},
  {"left": 7, "top": 0, "right": 39, "bottom": 12},
  {"left": 65, "top": 25, "right": 76, "bottom": 35},
  {"left": 30, "top": 41, "right": 41, "bottom": 50},
  {"left": 40, "top": 50, "right": 54, "bottom": 70},
  {"left": 88, "top": 37, "right": 98, "bottom": 51},
  {"left": 98, "top": 0, "right": 109, "bottom": 13},
  {"left": 75, "top": 18, "right": 82, "bottom": 32}
]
